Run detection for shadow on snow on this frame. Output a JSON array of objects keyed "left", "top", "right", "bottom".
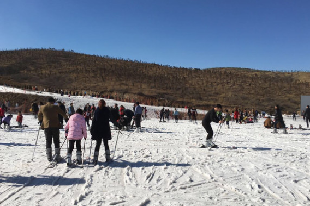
[
  {"left": 0, "top": 175, "right": 85, "bottom": 186},
  {"left": 97, "top": 159, "right": 191, "bottom": 168},
  {"left": 0, "top": 142, "right": 34, "bottom": 147}
]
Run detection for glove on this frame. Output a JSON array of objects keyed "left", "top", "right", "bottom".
[
  {"left": 84, "top": 137, "right": 86, "bottom": 140},
  {"left": 38, "top": 121, "right": 42, "bottom": 125}
]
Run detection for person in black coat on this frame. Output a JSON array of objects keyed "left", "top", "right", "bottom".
[
  {"left": 305, "top": 105, "right": 310, "bottom": 128},
  {"left": 201, "top": 104, "right": 223, "bottom": 148},
  {"left": 57, "top": 101, "right": 66, "bottom": 128},
  {"left": 91, "top": 99, "right": 112, "bottom": 165},
  {"left": 273, "top": 105, "right": 286, "bottom": 133}
]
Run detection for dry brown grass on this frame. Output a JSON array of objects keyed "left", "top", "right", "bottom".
[{"left": 1, "top": 48, "right": 310, "bottom": 113}]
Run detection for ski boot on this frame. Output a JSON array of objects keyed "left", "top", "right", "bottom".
[
  {"left": 46, "top": 148, "right": 52, "bottom": 161},
  {"left": 93, "top": 151, "right": 99, "bottom": 166},
  {"left": 272, "top": 127, "right": 278, "bottom": 134},
  {"left": 206, "top": 139, "right": 218, "bottom": 148},
  {"left": 55, "top": 148, "right": 61, "bottom": 162},
  {"left": 105, "top": 150, "right": 111, "bottom": 162},
  {"left": 67, "top": 153, "right": 72, "bottom": 166},
  {"left": 76, "top": 151, "right": 82, "bottom": 164}
]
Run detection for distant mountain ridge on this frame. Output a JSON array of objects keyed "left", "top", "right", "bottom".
[{"left": 0, "top": 48, "right": 309, "bottom": 113}]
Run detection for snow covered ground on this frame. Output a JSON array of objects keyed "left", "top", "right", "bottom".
[{"left": 1, "top": 87, "right": 310, "bottom": 206}]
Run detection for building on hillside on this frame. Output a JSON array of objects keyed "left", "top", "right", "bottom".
[{"left": 301, "top": 96, "right": 310, "bottom": 115}]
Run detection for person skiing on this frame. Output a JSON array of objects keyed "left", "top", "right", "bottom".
[
  {"left": 305, "top": 105, "right": 310, "bottom": 128},
  {"left": 201, "top": 104, "right": 223, "bottom": 148},
  {"left": 65, "top": 108, "right": 87, "bottom": 166},
  {"left": 90, "top": 99, "right": 112, "bottom": 165},
  {"left": 16, "top": 111, "right": 23, "bottom": 128},
  {"left": 38, "top": 97, "right": 68, "bottom": 162},
  {"left": 134, "top": 102, "right": 142, "bottom": 132}
]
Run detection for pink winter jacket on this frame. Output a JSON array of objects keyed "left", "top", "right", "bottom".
[{"left": 65, "top": 114, "right": 87, "bottom": 140}]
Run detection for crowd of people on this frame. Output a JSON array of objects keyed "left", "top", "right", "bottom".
[{"left": 2, "top": 95, "right": 310, "bottom": 166}]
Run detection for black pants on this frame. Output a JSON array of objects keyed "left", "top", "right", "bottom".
[
  {"left": 44, "top": 128, "right": 60, "bottom": 148},
  {"left": 306, "top": 117, "right": 310, "bottom": 128},
  {"left": 275, "top": 119, "right": 285, "bottom": 128},
  {"left": 202, "top": 121, "right": 213, "bottom": 140},
  {"left": 68, "top": 140, "right": 81, "bottom": 154},
  {"left": 192, "top": 115, "right": 196, "bottom": 122},
  {"left": 174, "top": 115, "right": 178, "bottom": 123},
  {"left": 160, "top": 115, "right": 165, "bottom": 122},
  {"left": 135, "top": 114, "right": 141, "bottom": 128},
  {"left": 95, "top": 138, "right": 110, "bottom": 152},
  {"left": 235, "top": 118, "right": 238, "bottom": 123},
  {"left": 86, "top": 119, "right": 90, "bottom": 127}
]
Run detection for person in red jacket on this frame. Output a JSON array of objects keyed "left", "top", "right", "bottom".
[
  {"left": 234, "top": 107, "right": 239, "bottom": 123},
  {"left": 119, "top": 105, "right": 125, "bottom": 118},
  {"left": 0, "top": 107, "right": 4, "bottom": 128},
  {"left": 16, "top": 111, "right": 23, "bottom": 128}
]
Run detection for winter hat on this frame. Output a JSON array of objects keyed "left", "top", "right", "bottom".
[
  {"left": 48, "top": 97, "right": 56, "bottom": 103},
  {"left": 216, "top": 104, "right": 222, "bottom": 109}
]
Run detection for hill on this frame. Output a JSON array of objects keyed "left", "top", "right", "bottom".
[{"left": 1, "top": 48, "right": 310, "bottom": 113}]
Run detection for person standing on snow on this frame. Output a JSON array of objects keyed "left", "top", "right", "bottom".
[
  {"left": 38, "top": 97, "right": 68, "bottom": 162},
  {"left": 234, "top": 107, "right": 239, "bottom": 123},
  {"left": 65, "top": 108, "right": 87, "bottom": 166},
  {"left": 31, "top": 102, "right": 39, "bottom": 118},
  {"left": 273, "top": 104, "right": 286, "bottom": 133},
  {"left": 305, "top": 105, "right": 310, "bottom": 128},
  {"left": 16, "top": 111, "right": 23, "bottom": 128},
  {"left": 68, "top": 103, "right": 75, "bottom": 117},
  {"left": 91, "top": 99, "right": 112, "bottom": 165},
  {"left": 0, "top": 106, "right": 4, "bottom": 128},
  {"left": 57, "top": 101, "right": 66, "bottom": 129},
  {"left": 134, "top": 102, "right": 142, "bottom": 132},
  {"left": 159, "top": 108, "right": 165, "bottom": 122},
  {"left": 191, "top": 107, "right": 198, "bottom": 123},
  {"left": 201, "top": 104, "right": 223, "bottom": 148},
  {"left": 173, "top": 108, "right": 179, "bottom": 123}
]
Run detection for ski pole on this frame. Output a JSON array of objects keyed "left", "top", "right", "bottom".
[
  {"left": 111, "top": 129, "right": 121, "bottom": 160},
  {"left": 82, "top": 139, "right": 86, "bottom": 165},
  {"left": 89, "top": 139, "right": 93, "bottom": 161},
  {"left": 60, "top": 138, "right": 67, "bottom": 150},
  {"left": 31, "top": 127, "right": 41, "bottom": 161},
  {"left": 213, "top": 123, "right": 223, "bottom": 142}
]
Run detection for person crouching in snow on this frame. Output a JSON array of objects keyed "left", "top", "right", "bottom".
[
  {"left": 16, "top": 111, "right": 23, "bottom": 128},
  {"left": 2, "top": 114, "right": 13, "bottom": 130},
  {"left": 201, "top": 104, "right": 223, "bottom": 148},
  {"left": 65, "top": 108, "right": 87, "bottom": 166}
]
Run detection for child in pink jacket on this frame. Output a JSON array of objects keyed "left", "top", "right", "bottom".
[{"left": 65, "top": 108, "right": 87, "bottom": 166}]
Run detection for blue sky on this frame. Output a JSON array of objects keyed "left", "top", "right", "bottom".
[{"left": 0, "top": 0, "right": 309, "bottom": 71}]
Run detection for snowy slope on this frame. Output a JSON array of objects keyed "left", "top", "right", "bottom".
[{"left": 1, "top": 87, "right": 310, "bottom": 206}]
